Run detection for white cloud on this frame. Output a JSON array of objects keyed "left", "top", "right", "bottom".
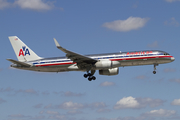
[
  {"left": 100, "top": 81, "right": 115, "bottom": 86},
  {"left": 57, "top": 101, "right": 85, "bottom": 110},
  {"left": 0, "top": 87, "right": 53, "bottom": 96},
  {"left": 0, "top": 98, "right": 6, "bottom": 104},
  {"left": 33, "top": 115, "right": 45, "bottom": 119},
  {"left": 147, "top": 41, "right": 159, "bottom": 48},
  {"left": 98, "top": 109, "right": 177, "bottom": 120},
  {"left": 0, "top": 87, "right": 36, "bottom": 94},
  {"left": 114, "top": 96, "right": 140, "bottom": 109},
  {"left": 171, "top": 99, "right": 180, "bottom": 105},
  {"left": 49, "top": 115, "right": 66, "bottom": 120},
  {"left": 62, "top": 91, "right": 85, "bottom": 97},
  {"left": 169, "top": 78, "right": 180, "bottom": 83},
  {"left": 0, "top": 87, "right": 14, "bottom": 92},
  {"left": 42, "top": 91, "right": 50, "bottom": 95},
  {"left": 8, "top": 114, "right": 24, "bottom": 117},
  {"left": 46, "top": 110, "right": 59, "bottom": 115},
  {"left": 114, "top": 96, "right": 164, "bottom": 109},
  {"left": 0, "top": 88, "right": 39, "bottom": 95},
  {"left": 164, "top": 17, "right": 180, "bottom": 27},
  {"left": 132, "top": 2, "right": 138, "bottom": 8},
  {"left": 16, "top": 89, "right": 38, "bottom": 95},
  {"left": 44, "top": 104, "right": 53, "bottom": 109},
  {"left": 53, "top": 91, "right": 85, "bottom": 97},
  {"left": 67, "top": 110, "right": 83, "bottom": 115},
  {"left": 137, "top": 98, "right": 164, "bottom": 108},
  {"left": 34, "top": 103, "right": 43, "bottom": 108},
  {"left": 0, "top": 0, "right": 56, "bottom": 11},
  {"left": 14, "top": 0, "right": 54, "bottom": 11},
  {"left": 43, "top": 101, "right": 107, "bottom": 112},
  {"left": 163, "top": 68, "right": 176, "bottom": 73},
  {"left": 97, "top": 118, "right": 109, "bottom": 120},
  {"left": 89, "top": 102, "right": 107, "bottom": 109},
  {"left": 165, "top": 0, "right": 180, "bottom": 2},
  {"left": 97, "top": 117, "right": 139, "bottom": 120},
  {"left": 0, "top": 0, "right": 11, "bottom": 9},
  {"left": 143, "top": 109, "right": 176, "bottom": 117},
  {"left": 39, "top": 111, "right": 44, "bottom": 114},
  {"left": 102, "top": 17, "right": 149, "bottom": 32}
]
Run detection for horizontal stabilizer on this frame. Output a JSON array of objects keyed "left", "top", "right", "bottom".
[{"left": 6, "top": 59, "right": 31, "bottom": 67}]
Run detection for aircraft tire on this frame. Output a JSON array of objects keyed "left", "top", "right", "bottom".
[
  {"left": 88, "top": 77, "right": 92, "bottom": 81},
  {"left": 92, "top": 76, "right": 96, "bottom": 80},
  {"left": 84, "top": 74, "right": 88, "bottom": 78},
  {"left": 87, "top": 73, "right": 92, "bottom": 76}
]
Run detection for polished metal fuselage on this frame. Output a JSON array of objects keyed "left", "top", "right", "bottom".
[{"left": 11, "top": 50, "right": 175, "bottom": 72}]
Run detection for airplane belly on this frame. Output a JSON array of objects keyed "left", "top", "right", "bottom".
[
  {"left": 67, "top": 64, "right": 81, "bottom": 71},
  {"left": 27, "top": 67, "right": 69, "bottom": 72},
  {"left": 120, "top": 57, "right": 172, "bottom": 66},
  {"left": 34, "top": 64, "right": 80, "bottom": 72}
]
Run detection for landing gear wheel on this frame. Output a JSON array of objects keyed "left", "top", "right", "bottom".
[
  {"left": 92, "top": 76, "right": 96, "bottom": 80},
  {"left": 84, "top": 70, "right": 96, "bottom": 81},
  {"left": 88, "top": 77, "right": 92, "bottom": 81},
  {"left": 87, "top": 73, "right": 92, "bottom": 76},
  {"left": 153, "top": 64, "right": 158, "bottom": 74},
  {"left": 84, "top": 74, "right": 88, "bottom": 78}
]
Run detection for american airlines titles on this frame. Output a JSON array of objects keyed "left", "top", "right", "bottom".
[{"left": 126, "top": 51, "right": 153, "bottom": 56}]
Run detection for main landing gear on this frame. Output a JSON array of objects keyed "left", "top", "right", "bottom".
[
  {"left": 153, "top": 64, "right": 158, "bottom": 74},
  {"left": 84, "top": 70, "right": 96, "bottom": 81}
]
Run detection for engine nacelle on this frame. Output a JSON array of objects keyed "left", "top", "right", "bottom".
[
  {"left": 99, "top": 67, "right": 119, "bottom": 76},
  {"left": 95, "top": 60, "right": 120, "bottom": 69}
]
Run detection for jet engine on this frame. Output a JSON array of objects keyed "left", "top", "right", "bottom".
[
  {"left": 99, "top": 67, "right": 119, "bottom": 76},
  {"left": 95, "top": 60, "right": 120, "bottom": 69}
]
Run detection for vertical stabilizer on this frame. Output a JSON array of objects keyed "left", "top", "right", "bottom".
[{"left": 8, "top": 36, "right": 42, "bottom": 62}]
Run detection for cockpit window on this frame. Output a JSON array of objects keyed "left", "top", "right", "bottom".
[{"left": 164, "top": 53, "right": 170, "bottom": 55}]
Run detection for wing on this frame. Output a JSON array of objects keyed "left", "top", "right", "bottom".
[
  {"left": 54, "top": 38, "right": 97, "bottom": 69},
  {"left": 7, "top": 59, "right": 31, "bottom": 67}
]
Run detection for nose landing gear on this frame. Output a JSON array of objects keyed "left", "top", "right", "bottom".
[{"left": 153, "top": 64, "right": 158, "bottom": 74}]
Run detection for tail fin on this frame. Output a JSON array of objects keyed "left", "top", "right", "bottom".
[{"left": 8, "top": 36, "right": 42, "bottom": 62}]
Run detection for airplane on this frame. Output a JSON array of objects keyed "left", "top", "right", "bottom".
[{"left": 7, "top": 36, "right": 175, "bottom": 81}]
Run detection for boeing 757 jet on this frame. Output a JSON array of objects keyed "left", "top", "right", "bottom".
[{"left": 7, "top": 36, "right": 175, "bottom": 81}]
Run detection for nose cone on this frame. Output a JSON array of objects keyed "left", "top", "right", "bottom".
[{"left": 171, "top": 57, "right": 175, "bottom": 61}]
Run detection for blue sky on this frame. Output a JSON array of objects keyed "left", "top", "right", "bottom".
[{"left": 0, "top": 0, "right": 180, "bottom": 120}]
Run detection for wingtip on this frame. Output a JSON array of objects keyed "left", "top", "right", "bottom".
[
  {"left": 53, "top": 38, "right": 61, "bottom": 47},
  {"left": 6, "top": 59, "right": 10, "bottom": 61}
]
